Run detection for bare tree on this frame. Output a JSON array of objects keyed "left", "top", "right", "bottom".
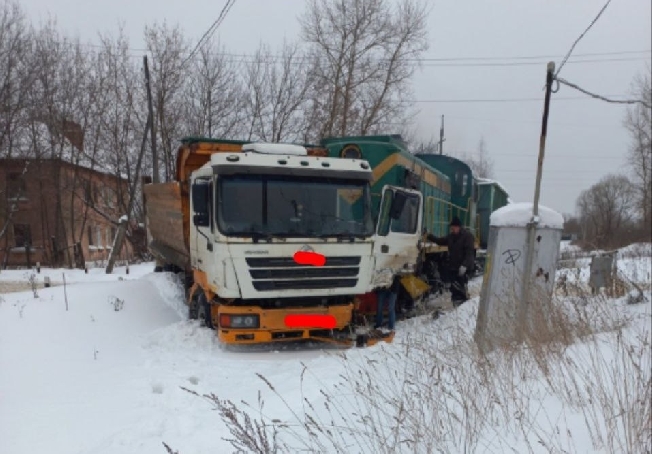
[
  {"left": 184, "top": 40, "right": 244, "bottom": 139},
  {"left": 300, "top": 0, "right": 429, "bottom": 140},
  {"left": 24, "top": 22, "right": 114, "bottom": 266},
  {"left": 623, "top": 67, "right": 651, "bottom": 233},
  {"left": 463, "top": 137, "right": 494, "bottom": 178},
  {"left": 95, "top": 28, "right": 147, "bottom": 218},
  {"left": 409, "top": 136, "right": 439, "bottom": 155},
  {"left": 576, "top": 174, "right": 637, "bottom": 249},
  {"left": 0, "top": 0, "right": 33, "bottom": 158},
  {"left": 0, "top": 160, "right": 28, "bottom": 242},
  {"left": 243, "top": 41, "right": 312, "bottom": 142},
  {"left": 144, "top": 22, "right": 188, "bottom": 181}
]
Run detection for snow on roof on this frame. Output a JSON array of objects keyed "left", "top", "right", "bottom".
[
  {"left": 242, "top": 143, "right": 308, "bottom": 156},
  {"left": 6, "top": 123, "right": 130, "bottom": 180},
  {"left": 490, "top": 202, "right": 564, "bottom": 229},
  {"left": 476, "top": 177, "right": 511, "bottom": 198}
]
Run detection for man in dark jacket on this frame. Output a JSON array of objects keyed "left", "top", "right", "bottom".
[{"left": 426, "top": 216, "right": 475, "bottom": 306}]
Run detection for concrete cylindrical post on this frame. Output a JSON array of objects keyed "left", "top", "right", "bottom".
[{"left": 475, "top": 202, "right": 564, "bottom": 351}]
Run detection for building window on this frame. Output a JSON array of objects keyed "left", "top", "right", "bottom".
[
  {"left": 84, "top": 179, "right": 93, "bottom": 204},
  {"left": 88, "top": 225, "right": 94, "bottom": 246},
  {"left": 106, "top": 227, "right": 113, "bottom": 248},
  {"left": 7, "top": 172, "right": 27, "bottom": 200},
  {"left": 13, "top": 224, "right": 32, "bottom": 247},
  {"left": 105, "top": 187, "right": 116, "bottom": 208},
  {"left": 96, "top": 227, "right": 103, "bottom": 248}
]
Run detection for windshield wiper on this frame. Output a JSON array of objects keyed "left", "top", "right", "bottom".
[
  {"left": 318, "top": 232, "right": 369, "bottom": 242},
  {"left": 251, "top": 232, "right": 288, "bottom": 243}
]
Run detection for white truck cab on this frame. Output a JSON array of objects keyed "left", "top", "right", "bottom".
[
  {"left": 184, "top": 142, "right": 422, "bottom": 343},
  {"left": 190, "top": 143, "right": 423, "bottom": 299}
]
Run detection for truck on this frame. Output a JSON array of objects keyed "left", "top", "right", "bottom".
[{"left": 143, "top": 137, "right": 424, "bottom": 346}]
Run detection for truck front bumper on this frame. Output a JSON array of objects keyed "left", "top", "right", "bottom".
[{"left": 214, "top": 304, "right": 355, "bottom": 344}]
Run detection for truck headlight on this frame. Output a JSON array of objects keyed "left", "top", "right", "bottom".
[{"left": 219, "top": 314, "right": 260, "bottom": 329}]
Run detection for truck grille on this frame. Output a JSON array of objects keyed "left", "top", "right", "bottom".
[{"left": 246, "top": 256, "right": 361, "bottom": 291}]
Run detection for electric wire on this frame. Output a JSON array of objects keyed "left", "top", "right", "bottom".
[
  {"left": 556, "top": 77, "right": 652, "bottom": 109},
  {"left": 555, "top": 0, "right": 613, "bottom": 77},
  {"left": 181, "top": 0, "right": 237, "bottom": 66}
]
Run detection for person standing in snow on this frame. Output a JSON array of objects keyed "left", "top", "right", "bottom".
[
  {"left": 374, "top": 274, "right": 400, "bottom": 334},
  {"left": 426, "top": 216, "right": 475, "bottom": 306}
]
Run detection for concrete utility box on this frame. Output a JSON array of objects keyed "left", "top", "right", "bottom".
[
  {"left": 589, "top": 252, "right": 617, "bottom": 294},
  {"left": 475, "top": 202, "right": 564, "bottom": 350}
]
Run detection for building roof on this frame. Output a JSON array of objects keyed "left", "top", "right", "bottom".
[{"left": 0, "top": 157, "right": 129, "bottom": 182}]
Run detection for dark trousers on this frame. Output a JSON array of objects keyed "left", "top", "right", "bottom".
[
  {"left": 450, "top": 270, "right": 469, "bottom": 304},
  {"left": 375, "top": 288, "right": 397, "bottom": 330}
]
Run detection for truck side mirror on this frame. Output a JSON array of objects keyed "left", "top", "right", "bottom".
[
  {"left": 193, "top": 213, "right": 210, "bottom": 227},
  {"left": 192, "top": 180, "right": 210, "bottom": 227},
  {"left": 389, "top": 191, "right": 407, "bottom": 220}
]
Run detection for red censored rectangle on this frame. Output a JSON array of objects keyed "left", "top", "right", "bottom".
[
  {"left": 284, "top": 314, "right": 337, "bottom": 329},
  {"left": 293, "top": 251, "right": 326, "bottom": 267}
]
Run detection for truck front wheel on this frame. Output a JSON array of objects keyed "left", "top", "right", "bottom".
[
  {"left": 188, "top": 292, "right": 199, "bottom": 320},
  {"left": 196, "top": 293, "right": 214, "bottom": 329}
]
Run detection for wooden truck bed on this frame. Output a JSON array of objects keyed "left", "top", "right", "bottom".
[{"left": 143, "top": 181, "right": 190, "bottom": 270}]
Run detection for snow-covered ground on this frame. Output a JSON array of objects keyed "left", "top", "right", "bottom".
[{"left": 1, "top": 248, "right": 650, "bottom": 454}]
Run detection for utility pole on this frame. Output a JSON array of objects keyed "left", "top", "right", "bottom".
[
  {"left": 207, "top": 88, "right": 212, "bottom": 138},
  {"left": 438, "top": 115, "right": 446, "bottom": 155},
  {"left": 519, "top": 61, "right": 555, "bottom": 340},
  {"left": 143, "top": 56, "right": 159, "bottom": 184},
  {"left": 106, "top": 112, "right": 151, "bottom": 274},
  {"left": 532, "top": 62, "right": 555, "bottom": 217}
]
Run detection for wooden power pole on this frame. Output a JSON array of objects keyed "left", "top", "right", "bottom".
[
  {"left": 143, "top": 56, "right": 159, "bottom": 184},
  {"left": 438, "top": 115, "right": 445, "bottom": 155}
]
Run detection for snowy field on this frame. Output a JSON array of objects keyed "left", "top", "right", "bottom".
[{"left": 1, "top": 247, "right": 650, "bottom": 454}]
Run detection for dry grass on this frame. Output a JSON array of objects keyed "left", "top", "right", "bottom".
[{"left": 172, "top": 252, "right": 651, "bottom": 454}]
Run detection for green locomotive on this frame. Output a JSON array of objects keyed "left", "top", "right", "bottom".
[
  {"left": 321, "top": 135, "right": 469, "bottom": 239},
  {"left": 476, "top": 178, "right": 510, "bottom": 249},
  {"left": 320, "top": 134, "right": 510, "bottom": 312}
]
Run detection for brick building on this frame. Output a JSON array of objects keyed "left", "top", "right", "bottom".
[{"left": 0, "top": 158, "right": 133, "bottom": 268}]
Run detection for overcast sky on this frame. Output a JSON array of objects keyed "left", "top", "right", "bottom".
[{"left": 18, "top": 0, "right": 652, "bottom": 215}]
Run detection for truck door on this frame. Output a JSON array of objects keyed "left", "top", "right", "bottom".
[
  {"left": 371, "top": 185, "right": 423, "bottom": 288},
  {"left": 190, "top": 177, "right": 214, "bottom": 271}
]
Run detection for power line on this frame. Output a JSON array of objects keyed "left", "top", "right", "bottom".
[
  {"left": 182, "top": 0, "right": 237, "bottom": 66},
  {"left": 556, "top": 77, "right": 652, "bottom": 108},
  {"left": 546, "top": 0, "right": 649, "bottom": 108},
  {"left": 455, "top": 153, "right": 626, "bottom": 160},
  {"left": 76, "top": 40, "right": 649, "bottom": 65},
  {"left": 494, "top": 177, "right": 617, "bottom": 183},
  {"left": 495, "top": 168, "right": 623, "bottom": 174},
  {"left": 415, "top": 57, "right": 647, "bottom": 68},
  {"left": 555, "top": 0, "right": 613, "bottom": 77},
  {"left": 442, "top": 115, "right": 623, "bottom": 130},
  {"left": 410, "top": 94, "right": 628, "bottom": 104},
  {"left": 411, "top": 49, "right": 649, "bottom": 62},
  {"left": 56, "top": 42, "right": 651, "bottom": 71}
]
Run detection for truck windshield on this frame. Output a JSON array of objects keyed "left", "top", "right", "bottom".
[{"left": 217, "top": 174, "right": 374, "bottom": 238}]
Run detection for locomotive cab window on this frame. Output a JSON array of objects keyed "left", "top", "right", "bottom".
[{"left": 455, "top": 170, "right": 468, "bottom": 197}]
